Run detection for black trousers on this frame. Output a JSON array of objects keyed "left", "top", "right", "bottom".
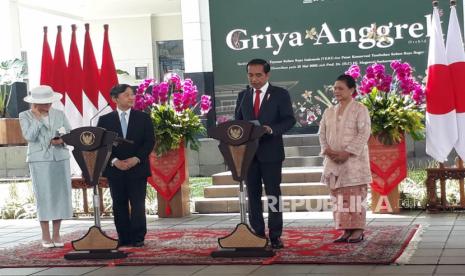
[
  {"left": 246, "top": 158, "right": 283, "bottom": 241},
  {"left": 108, "top": 175, "right": 147, "bottom": 244}
]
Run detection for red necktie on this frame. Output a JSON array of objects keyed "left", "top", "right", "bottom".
[{"left": 254, "top": 89, "right": 261, "bottom": 118}]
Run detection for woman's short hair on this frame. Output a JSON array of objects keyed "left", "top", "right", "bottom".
[{"left": 336, "top": 74, "right": 356, "bottom": 90}]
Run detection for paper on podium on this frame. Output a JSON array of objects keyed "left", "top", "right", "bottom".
[{"left": 249, "top": 120, "right": 261, "bottom": 126}]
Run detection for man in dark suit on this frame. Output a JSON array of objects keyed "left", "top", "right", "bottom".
[
  {"left": 97, "top": 84, "right": 155, "bottom": 247},
  {"left": 235, "top": 59, "right": 296, "bottom": 249}
]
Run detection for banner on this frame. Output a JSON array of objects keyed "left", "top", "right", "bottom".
[{"left": 209, "top": 0, "right": 463, "bottom": 133}]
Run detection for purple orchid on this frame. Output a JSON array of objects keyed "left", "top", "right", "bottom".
[
  {"left": 345, "top": 64, "right": 361, "bottom": 79},
  {"left": 200, "top": 95, "right": 212, "bottom": 115},
  {"left": 158, "top": 82, "right": 169, "bottom": 104},
  {"left": 133, "top": 76, "right": 212, "bottom": 115},
  {"left": 168, "top": 74, "right": 182, "bottom": 91},
  {"left": 172, "top": 92, "right": 184, "bottom": 112},
  {"left": 344, "top": 60, "right": 425, "bottom": 105}
]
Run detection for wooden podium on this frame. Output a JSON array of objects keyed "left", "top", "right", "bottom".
[
  {"left": 61, "top": 127, "right": 130, "bottom": 260},
  {"left": 208, "top": 120, "right": 274, "bottom": 258}
]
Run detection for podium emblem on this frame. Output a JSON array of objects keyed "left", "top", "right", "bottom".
[
  {"left": 227, "top": 125, "right": 244, "bottom": 140},
  {"left": 80, "top": 131, "right": 96, "bottom": 146}
]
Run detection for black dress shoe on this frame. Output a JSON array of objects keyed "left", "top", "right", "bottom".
[
  {"left": 347, "top": 233, "right": 364, "bottom": 243},
  {"left": 117, "top": 241, "right": 130, "bottom": 247},
  {"left": 333, "top": 236, "right": 348, "bottom": 243},
  {"left": 270, "top": 238, "right": 284, "bottom": 249},
  {"left": 255, "top": 231, "right": 266, "bottom": 239},
  {"left": 132, "top": 241, "right": 145, "bottom": 247}
]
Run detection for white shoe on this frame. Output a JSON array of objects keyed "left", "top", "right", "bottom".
[
  {"left": 53, "top": 242, "right": 64, "bottom": 247},
  {"left": 42, "top": 242, "right": 55, "bottom": 248}
]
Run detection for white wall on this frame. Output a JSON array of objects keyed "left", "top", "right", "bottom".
[
  {"left": 151, "top": 14, "right": 183, "bottom": 41},
  {"left": 18, "top": 5, "right": 82, "bottom": 88},
  {"left": 0, "top": 0, "right": 22, "bottom": 61},
  {"left": 89, "top": 16, "right": 154, "bottom": 85}
]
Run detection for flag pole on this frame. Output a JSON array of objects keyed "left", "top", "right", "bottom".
[
  {"left": 450, "top": 0, "right": 464, "bottom": 206},
  {"left": 433, "top": 0, "right": 447, "bottom": 206}
]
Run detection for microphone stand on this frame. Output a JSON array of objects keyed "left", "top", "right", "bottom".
[
  {"left": 88, "top": 103, "right": 110, "bottom": 228},
  {"left": 235, "top": 85, "right": 251, "bottom": 119},
  {"left": 90, "top": 103, "right": 110, "bottom": 127}
]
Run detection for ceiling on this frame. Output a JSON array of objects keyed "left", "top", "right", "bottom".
[{"left": 16, "top": 0, "right": 181, "bottom": 19}]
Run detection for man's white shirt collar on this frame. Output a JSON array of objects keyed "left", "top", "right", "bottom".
[
  {"left": 253, "top": 82, "right": 269, "bottom": 94},
  {"left": 117, "top": 108, "right": 131, "bottom": 121}
]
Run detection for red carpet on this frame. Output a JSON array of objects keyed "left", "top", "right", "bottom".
[{"left": 0, "top": 225, "right": 418, "bottom": 267}]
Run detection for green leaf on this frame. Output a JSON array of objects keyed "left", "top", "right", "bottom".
[{"left": 150, "top": 105, "right": 206, "bottom": 156}]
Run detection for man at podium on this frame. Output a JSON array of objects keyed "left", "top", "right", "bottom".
[
  {"left": 234, "top": 59, "right": 296, "bottom": 249},
  {"left": 97, "top": 84, "right": 155, "bottom": 247}
]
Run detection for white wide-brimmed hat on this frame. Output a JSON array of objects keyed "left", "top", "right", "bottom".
[{"left": 23, "top": 85, "right": 62, "bottom": 104}]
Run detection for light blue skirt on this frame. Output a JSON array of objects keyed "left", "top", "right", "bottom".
[{"left": 29, "top": 159, "right": 73, "bottom": 221}]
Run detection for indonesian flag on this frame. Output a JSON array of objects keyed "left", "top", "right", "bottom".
[
  {"left": 51, "top": 26, "right": 67, "bottom": 111},
  {"left": 99, "top": 24, "right": 118, "bottom": 110},
  {"left": 40, "top": 26, "right": 53, "bottom": 86},
  {"left": 426, "top": 6, "right": 458, "bottom": 162},
  {"left": 65, "top": 24, "right": 83, "bottom": 129},
  {"left": 446, "top": 4, "right": 465, "bottom": 160},
  {"left": 82, "top": 23, "right": 99, "bottom": 126},
  {"left": 65, "top": 25, "right": 84, "bottom": 177}
]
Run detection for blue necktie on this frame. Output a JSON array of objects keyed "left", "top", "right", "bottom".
[{"left": 120, "top": 111, "right": 128, "bottom": 138}]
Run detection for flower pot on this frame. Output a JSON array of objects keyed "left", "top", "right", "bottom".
[
  {"left": 156, "top": 171, "right": 190, "bottom": 218},
  {"left": 368, "top": 135, "right": 407, "bottom": 214},
  {"left": 148, "top": 142, "right": 191, "bottom": 218},
  {"left": 0, "top": 118, "right": 26, "bottom": 146}
]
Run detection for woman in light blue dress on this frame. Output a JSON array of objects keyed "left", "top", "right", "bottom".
[{"left": 19, "top": 85, "right": 73, "bottom": 248}]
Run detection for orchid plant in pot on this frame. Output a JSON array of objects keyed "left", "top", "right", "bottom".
[
  {"left": 345, "top": 61, "right": 426, "bottom": 145},
  {"left": 133, "top": 74, "right": 212, "bottom": 156},
  {"left": 345, "top": 61, "right": 426, "bottom": 213}
]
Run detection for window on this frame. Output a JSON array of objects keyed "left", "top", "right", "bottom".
[{"left": 156, "top": 40, "right": 184, "bottom": 81}]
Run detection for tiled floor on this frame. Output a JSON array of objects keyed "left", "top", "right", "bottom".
[{"left": 1, "top": 210, "right": 465, "bottom": 275}]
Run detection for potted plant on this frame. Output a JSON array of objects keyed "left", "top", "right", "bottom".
[
  {"left": 345, "top": 61, "right": 426, "bottom": 213},
  {"left": 0, "top": 58, "right": 27, "bottom": 145},
  {"left": 134, "top": 74, "right": 212, "bottom": 217}
]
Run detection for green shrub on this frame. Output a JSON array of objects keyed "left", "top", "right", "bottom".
[{"left": 0, "top": 182, "right": 36, "bottom": 219}]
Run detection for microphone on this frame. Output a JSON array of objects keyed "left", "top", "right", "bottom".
[
  {"left": 235, "top": 85, "right": 251, "bottom": 119},
  {"left": 90, "top": 103, "right": 110, "bottom": 127}
]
